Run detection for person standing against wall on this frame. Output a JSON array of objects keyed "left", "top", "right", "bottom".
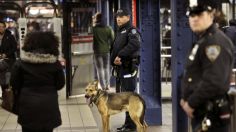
[
  {"left": 10, "top": 31, "right": 65, "bottom": 132},
  {"left": 92, "top": 12, "right": 114, "bottom": 90},
  {"left": 110, "top": 9, "right": 141, "bottom": 132},
  {"left": 0, "top": 20, "right": 17, "bottom": 99}
]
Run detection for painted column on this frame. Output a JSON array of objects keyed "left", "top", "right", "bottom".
[
  {"left": 171, "top": 0, "right": 193, "bottom": 131},
  {"left": 139, "top": 0, "right": 162, "bottom": 125}
]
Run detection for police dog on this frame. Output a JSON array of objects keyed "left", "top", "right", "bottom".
[{"left": 85, "top": 81, "right": 147, "bottom": 132}]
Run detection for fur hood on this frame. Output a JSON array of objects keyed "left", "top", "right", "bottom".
[{"left": 20, "top": 50, "right": 57, "bottom": 64}]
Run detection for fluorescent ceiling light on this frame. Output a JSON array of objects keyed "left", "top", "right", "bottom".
[{"left": 29, "top": 9, "right": 39, "bottom": 15}]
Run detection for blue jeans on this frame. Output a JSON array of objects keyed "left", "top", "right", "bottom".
[{"left": 94, "top": 53, "right": 110, "bottom": 89}]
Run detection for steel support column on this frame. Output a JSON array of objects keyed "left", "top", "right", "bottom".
[
  {"left": 101, "top": 0, "right": 109, "bottom": 25},
  {"left": 119, "top": 0, "right": 132, "bottom": 12},
  {"left": 118, "top": 0, "right": 121, "bottom": 9},
  {"left": 233, "top": 0, "right": 235, "bottom": 19},
  {"left": 97, "top": 0, "right": 102, "bottom": 12},
  {"left": 62, "top": 1, "right": 72, "bottom": 98},
  {"left": 106, "top": 0, "right": 109, "bottom": 25},
  {"left": 139, "top": 0, "right": 162, "bottom": 125},
  {"left": 108, "top": 0, "right": 115, "bottom": 27},
  {"left": 171, "top": 0, "right": 193, "bottom": 131}
]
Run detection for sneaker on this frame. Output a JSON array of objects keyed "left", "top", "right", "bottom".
[
  {"left": 105, "top": 87, "right": 109, "bottom": 90},
  {"left": 102, "top": 87, "right": 109, "bottom": 91}
]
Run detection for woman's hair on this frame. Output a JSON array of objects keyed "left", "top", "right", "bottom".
[
  {"left": 214, "top": 10, "right": 227, "bottom": 28},
  {"left": 92, "top": 12, "right": 104, "bottom": 26},
  {"left": 22, "top": 31, "right": 59, "bottom": 56},
  {"left": 27, "top": 21, "right": 40, "bottom": 31},
  {"left": 94, "top": 12, "right": 102, "bottom": 23}
]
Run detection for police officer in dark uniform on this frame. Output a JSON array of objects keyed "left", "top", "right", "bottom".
[
  {"left": 180, "top": 0, "right": 234, "bottom": 132},
  {"left": 110, "top": 9, "right": 141, "bottom": 132}
]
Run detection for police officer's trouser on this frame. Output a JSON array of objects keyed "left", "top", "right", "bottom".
[{"left": 115, "top": 67, "right": 137, "bottom": 128}]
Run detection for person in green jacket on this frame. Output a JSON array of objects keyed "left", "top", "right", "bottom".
[{"left": 92, "top": 12, "right": 114, "bottom": 90}]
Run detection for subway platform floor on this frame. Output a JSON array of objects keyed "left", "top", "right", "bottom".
[{"left": 0, "top": 86, "right": 172, "bottom": 132}]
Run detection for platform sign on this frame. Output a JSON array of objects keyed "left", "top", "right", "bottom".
[
  {"left": 18, "top": 18, "right": 27, "bottom": 49},
  {"left": 132, "top": 0, "right": 137, "bottom": 27}
]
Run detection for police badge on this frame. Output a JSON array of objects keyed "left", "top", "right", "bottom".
[
  {"left": 131, "top": 29, "right": 137, "bottom": 34},
  {"left": 205, "top": 45, "right": 221, "bottom": 62}
]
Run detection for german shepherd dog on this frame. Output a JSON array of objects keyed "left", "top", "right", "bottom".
[{"left": 85, "top": 81, "right": 147, "bottom": 132}]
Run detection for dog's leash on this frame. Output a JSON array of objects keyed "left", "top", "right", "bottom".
[{"left": 90, "top": 90, "right": 106, "bottom": 107}]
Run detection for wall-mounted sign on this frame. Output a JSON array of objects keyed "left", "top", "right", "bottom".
[{"left": 132, "top": 0, "right": 137, "bottom": 27}]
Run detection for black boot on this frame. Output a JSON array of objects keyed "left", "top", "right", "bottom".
[
  {"left": 117, "top": 112, "right": 136, "bottom": 132},
  {"left": 116, "top": 78, "right": 121, "bottom": 93},
  {"left": 116, "top": 124, "right": 128, "bottom": 131}
]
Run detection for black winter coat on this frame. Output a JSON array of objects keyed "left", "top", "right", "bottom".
[
  {"left": 0, "top": 29, "right": 17, "bottom": 85},
  {"left": 0, "top": 29, "right": 17, "bottom": 64},
  {"left": 10, "top": 50, "right": 65, "bottom": 130},
  {"left": 0, "top": 30, "right": 17, "bottom": 59}
]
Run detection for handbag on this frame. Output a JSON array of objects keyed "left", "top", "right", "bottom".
[
  {"left": 0, "top": 59, "right": 9, "bottom": 72},
  {"left": 1, "top": 86, "right": 18, "bottom": 115},
  {"left": 0, "top": 71, "right": 11, "bottom": 85},
  {"left": 0, "top": 59, "right": 10, "bottom": 85}
]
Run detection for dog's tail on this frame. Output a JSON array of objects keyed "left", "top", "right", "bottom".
[{"left": 140, "top": 96, "right": 147, "bottom": 127}]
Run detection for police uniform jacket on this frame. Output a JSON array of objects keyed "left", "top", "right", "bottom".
[
  {"left": 110, "top": 22, "right": 140, "bottom": 67},
  {"left": 182, "top": 24, "right": 234, "bottom": 110}
]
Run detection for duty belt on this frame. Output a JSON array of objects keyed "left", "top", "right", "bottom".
[{"left": 123, "top": 70, "right": 137, "bottom": 78}]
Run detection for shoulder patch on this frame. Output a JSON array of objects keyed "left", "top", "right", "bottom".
[
  {"left": 205, "top": 45, "right": 221, "bottom": 62},
  {"left": 131, "top": 29, "right": 137, "bottom": 34}
]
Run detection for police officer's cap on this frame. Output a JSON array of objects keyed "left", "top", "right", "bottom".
[
  {"left": 187, "top": 0, "right": 218, "bottom": 16},
  {"left": 116, "top": 9, "right": 130, "bottom": 17}
]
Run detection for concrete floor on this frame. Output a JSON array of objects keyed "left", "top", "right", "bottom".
[{"left": 0, "top": 86, "right": 172, "bottom": 132}]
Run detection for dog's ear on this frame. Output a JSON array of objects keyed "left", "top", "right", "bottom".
[
  {"left": 94, "top": 81, "right": 98, "bottom": 89},
  {"left": 86, "top": 83, "right": 92, "bottom": 88},
  {"left": 93, "top": 80, "right": 98, "bottom": 85}
]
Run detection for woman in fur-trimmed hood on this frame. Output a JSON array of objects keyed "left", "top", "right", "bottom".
[{"left": 10, "top": 31, "right": 65, "bottom": 132}]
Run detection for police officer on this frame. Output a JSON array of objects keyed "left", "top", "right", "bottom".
[
  {"left": 180, "top": 0, "right": 234, "bottom": 132},
  {"left": 110, "top": 9, "right": 141, "bottom": 132}
]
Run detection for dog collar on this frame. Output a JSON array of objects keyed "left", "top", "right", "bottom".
[{"left": 91, "top": 89, "right": 106, "bottom": 105}]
